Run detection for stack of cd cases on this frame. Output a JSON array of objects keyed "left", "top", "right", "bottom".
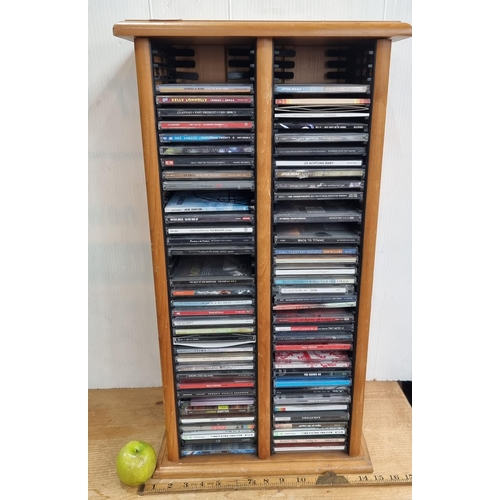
[
  {"left": 270, "top": 44, "right": 374, "bottom": 454},
  {"left": 152, "top": 42, "right": 257, "bottom": 457}
]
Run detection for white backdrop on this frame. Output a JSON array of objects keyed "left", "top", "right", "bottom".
[{"left": 88, "top": 0, "right": 412, "bottom": 388}]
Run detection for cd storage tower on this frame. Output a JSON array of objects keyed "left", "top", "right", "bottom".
[{"left": 112, "top": 20, "right": 412, "bottom": 478}]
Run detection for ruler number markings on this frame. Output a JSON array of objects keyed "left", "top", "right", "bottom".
[{"left": 139, "top": 472, "right": 412, "bottom": 494}]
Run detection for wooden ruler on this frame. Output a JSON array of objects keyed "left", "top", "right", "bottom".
[{"left": 139, "top": 471, "right": 412, "bottom": 494}]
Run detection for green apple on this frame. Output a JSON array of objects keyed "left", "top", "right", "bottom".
[{"left": 115, "top": 440, "right": 157, "bottom": 486}]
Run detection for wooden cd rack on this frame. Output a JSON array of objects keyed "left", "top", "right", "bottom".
[{"left": 112, "top": 20, "right": 412, "bottom": 479}]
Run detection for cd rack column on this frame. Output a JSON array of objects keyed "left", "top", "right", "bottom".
[
  {"left": 115, "top": 20, "right": 411, "bottom": 479},
  {"left": 270, "top": 43, "right": 374, "bottom": 456},
  {"left": 148, "top": 39, "right": 260, "bottom": 459}
]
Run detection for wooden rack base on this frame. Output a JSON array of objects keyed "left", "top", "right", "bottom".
[{"left": 154, "top": 432, "right": 373, "bottom": 478}]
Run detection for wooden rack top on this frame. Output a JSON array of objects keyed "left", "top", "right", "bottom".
[{"left": 113, "top": 20, "right": 412, "bottom": 43}]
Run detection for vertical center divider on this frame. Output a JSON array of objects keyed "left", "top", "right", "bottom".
[{"left": 256, "top": 37, "right": 273, "bottom": 460}]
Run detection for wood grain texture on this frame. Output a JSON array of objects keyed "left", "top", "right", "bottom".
[
  {"left": 349, "top": 39, "right": 392, "bottom": 457},
  {"left": 187, "top": 45, "right": 227, "bottom": 82},
  {"left": 88, "top": 381, "right": 411, "bottom": 500},
  {"left": 113, "top": 20, "right": 412, "bottom": 41},
  {"left": 287, "top": 45, "right": 329, "bottom": 83},
  {"left": 133, "top": 38, "right": 179, "bottom": 461},
  {"left": 155, "top": 433, "right": 371, "bottom": 477},
  {"left": 255, "top": 37, "right": 273, "bottom": 461}
]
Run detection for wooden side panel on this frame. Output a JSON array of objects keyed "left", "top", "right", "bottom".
[
  {"left": 256, "top": 37, "right": 274, "bottom": 460},
  {"left": 133, "top": 37, "right": 179, "bottom": 461},
  {"left": 349, "top": 39, "right": 392, "bottom": 456}
]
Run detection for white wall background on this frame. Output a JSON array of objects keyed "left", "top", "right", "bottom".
[{"left": 88, "top": 0, "right": 412, "bottom": 388}]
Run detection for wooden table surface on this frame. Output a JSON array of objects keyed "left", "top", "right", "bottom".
[{"left": 89, "top": 381, "right": 412, "bottom": 499}]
